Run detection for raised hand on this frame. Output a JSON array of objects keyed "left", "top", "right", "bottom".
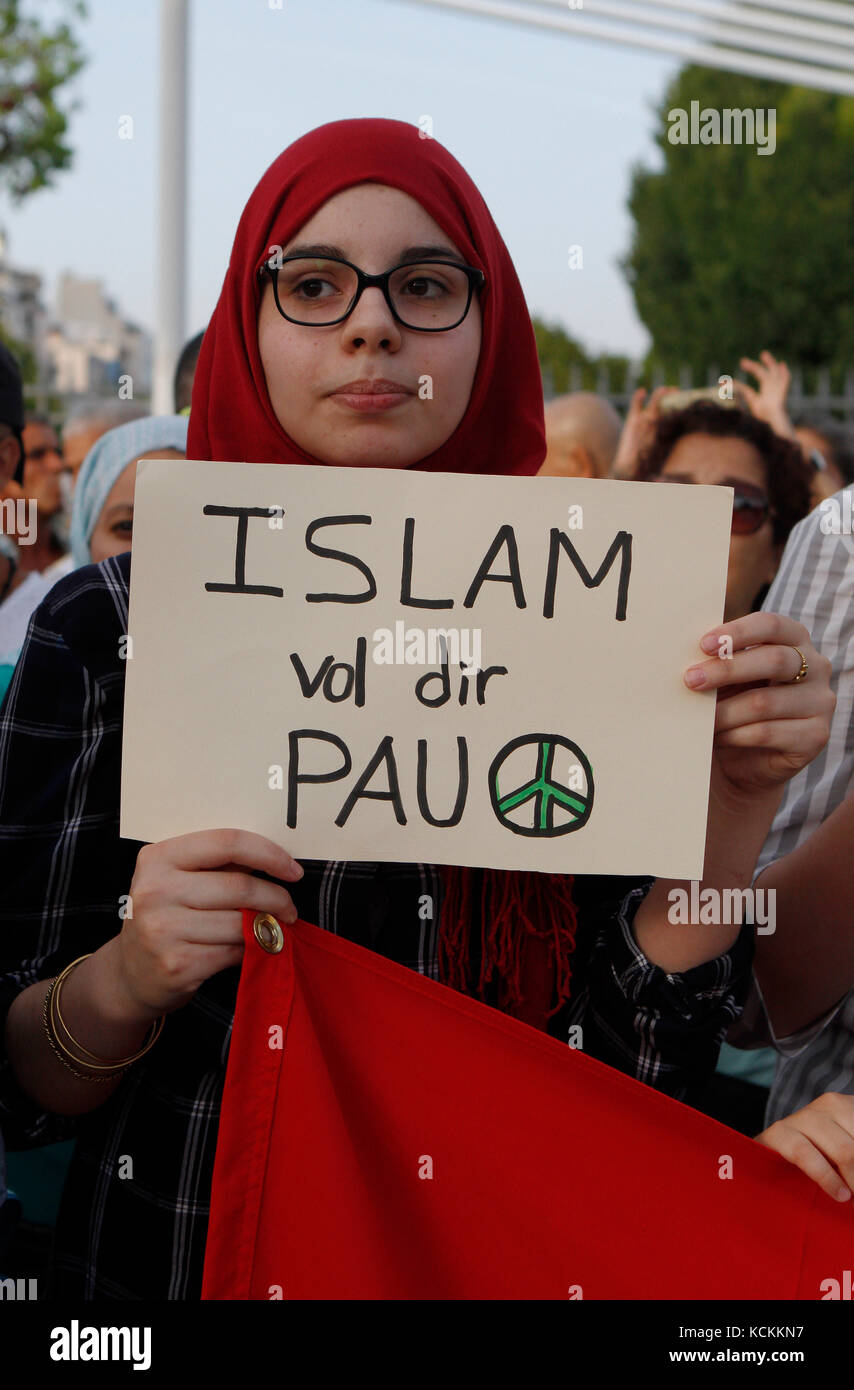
[
  {"left": 734, "top": 351, "right": 796, "bottom": 441},
  {"left": 612, "top": 385, "right": 676, "bottom": 478}
]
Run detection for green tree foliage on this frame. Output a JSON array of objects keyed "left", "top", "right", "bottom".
[
  {"left": 623, "top": 68, "right": 854, "bottom": 377},
  {"left": 532, "top": 316, "right": 588, "bottom": 391},
  {"left": 533, "top": 316, "right": 631, "bottom": 395},
  {"left": 0, "top": 0, "right": 87, "bottom": 200}
]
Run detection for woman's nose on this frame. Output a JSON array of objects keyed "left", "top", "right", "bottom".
[{"left": 343, "top": 286, "right": 402, "bottom": 348}]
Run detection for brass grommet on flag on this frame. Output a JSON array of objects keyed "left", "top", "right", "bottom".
[{"left": 253, "top": 913, "right": 284, "bottom": 954}]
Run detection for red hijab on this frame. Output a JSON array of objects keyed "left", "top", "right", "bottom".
[{"left": 188, "top": 117, "right": 576, "bottom": 1027}]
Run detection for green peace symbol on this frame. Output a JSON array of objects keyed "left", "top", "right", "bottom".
[{"left": 488, "top": 733, "right": 594, "bottom": 838}]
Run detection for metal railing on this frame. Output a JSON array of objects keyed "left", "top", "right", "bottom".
[{"left": 541, "top": 361, "right": 854, "bottom": 417}]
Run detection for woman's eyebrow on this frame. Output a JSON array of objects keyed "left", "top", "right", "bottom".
[
  {"left": 720, "top": 477, "right": 766, "bottom": 493},
  {"left": 396, "top": 245, "right": 467, "bottom": 265},
  {"left": 283, "top": 241, "right": 467, "bottom": 265},
  {"left": 283, "top": 242, "right": 346, "bottom": 259},
  {"left": 663, "top": 472, "right": 766, "bottom": 495}
]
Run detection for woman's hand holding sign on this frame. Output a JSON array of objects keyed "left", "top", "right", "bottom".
[
  {"left": 115, "top": 829, "right": 304, "bottom": 1020},
  {"left": 684, "top": 611, "right": 834, "bottom": 800}
]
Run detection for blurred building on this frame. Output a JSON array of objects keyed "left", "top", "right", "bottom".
[
  {"left": 46, "top": 271, "right": 152, "bottom": 400},
  {"left": 0, "top": 226, "right": 49, "bottom": 370},
  {"left": 0, "top": 228, "right": 151, "bottom": 408}
]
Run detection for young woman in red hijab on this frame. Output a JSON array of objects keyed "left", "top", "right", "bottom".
[{"left": 0, "top": 119, "right": 832, "bottom": 1300}]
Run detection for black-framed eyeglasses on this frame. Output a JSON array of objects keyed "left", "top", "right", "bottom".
[{"left": 257, "top": 253, "right": 485, "bottom": 332}]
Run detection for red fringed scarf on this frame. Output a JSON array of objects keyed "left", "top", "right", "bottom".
[
  {"left": 186, "top": 118, "right": 580, "bottom": 1028},
  {"left": 439, "top": 865, "right": 578, "bottom": 1027}
]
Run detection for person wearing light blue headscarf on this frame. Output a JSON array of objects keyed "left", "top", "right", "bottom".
[
  {"left": 0, "top": 415, "right": 189, "bottom": 704},
  {"left": 70, "top": 414, "right": 189, "bottom": 569}
]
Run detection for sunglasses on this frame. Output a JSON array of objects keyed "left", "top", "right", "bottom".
[{"left": 649, "top": 474, "right": 773, "bottom": 536}]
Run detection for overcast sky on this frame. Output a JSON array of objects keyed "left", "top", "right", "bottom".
[{"left": 0, "top": 0, "right": 680, "bottom": 360}]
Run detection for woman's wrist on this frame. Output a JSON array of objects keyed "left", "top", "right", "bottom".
[
  {"left": 766, "top": 408, "right": 797, "bottom": 442},
  {"left": 703, "top": 778, "right": 783, "bottom": 888},
  {"left": 99, "top": 935, "right": 163, "bottom": 1025},
  {"left": 633, "top": 879, "right": 741, "bottom": 971},
  {"left": 59, "top": 939, "right": 159, "bottom": 1061}
]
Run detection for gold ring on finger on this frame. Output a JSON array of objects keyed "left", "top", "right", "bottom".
[{"left": 788, "top": 646, "right": 808, "bottom": 683}]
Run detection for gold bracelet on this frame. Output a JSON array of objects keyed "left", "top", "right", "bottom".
[
  {"left": 52, "top": 955, "right": 164, "bottom": 1067},
  {"left": 43, "top": 956, "right": 166, "bottom": 1078},
  {"left": 50, "top": 956, "right": 165, "bottom": 1069},
  {"left": 49, "top": 976, "right": 147, "bottom": 1074},
  {"left": 42, "top": 978, "right": 124, "bottom": 1084},
  {"left": 50, "top": 957, "right": 123, "bottom": 1065}
]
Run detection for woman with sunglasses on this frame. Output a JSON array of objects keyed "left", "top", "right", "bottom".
[
  {"left": 633, "top": 400, "right": 814, "bottom": 1133},
  {"left": 633, "top": 400, "right": 813, "bottom": 622},
  {"left": 0, "top": 120, "right": 833, "bottom": 1300}
]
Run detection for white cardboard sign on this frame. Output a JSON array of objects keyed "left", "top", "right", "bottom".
[{"left": 120, "top": 460, "right": 731, "bottom": 878}]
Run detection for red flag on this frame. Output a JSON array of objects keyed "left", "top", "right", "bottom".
[{"left": 202, "top": 911, "right": 853, "bottom": 1300}]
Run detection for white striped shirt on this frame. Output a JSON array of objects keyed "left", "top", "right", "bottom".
[{"left": 752, "top": 487, "right": 854, "bottom": 1124}]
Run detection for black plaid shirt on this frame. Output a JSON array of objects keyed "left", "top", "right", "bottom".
[{"left": 0, "top": 550, "right": 752, "bottom": 1300}]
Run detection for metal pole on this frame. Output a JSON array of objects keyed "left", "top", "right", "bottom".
[
  {"left": 399, "top": 0, "right": 854, "bottom": 95},
  {"left": 153, "top": 0, "right": 188, "bottom": 415}
]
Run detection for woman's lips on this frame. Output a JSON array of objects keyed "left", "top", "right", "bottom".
[
  {"left": 330, "top": 392, "right": 411, "bottom": 412},
  {"left": 329, "top": 380, "right": 413, "bottom": 413}
]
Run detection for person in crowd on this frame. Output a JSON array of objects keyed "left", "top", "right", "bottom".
[
  {"left": 537, "top": 391, "right": 621, "bottom": 478},
  {"left": 613, "top": 352, "right": 854, "bottom": 516},
  {"left": 1, "top": 401, "right": 148, "bottom": 690},
  {"left": 0, "top": 414, "right": 188, "bottom": 1277},
  {"left": 631, "top": 401, "right": 813, "bottom": 1133},
  {"left": 0, "top": 417, "right": 187, "bottom": 707},
  {"left": 0, "top": 524, "right": 18, "bottom": 608},
  {"left": 793, "top": 415, "right": 854, "bottom": 506},
  {"left": 633, "top": 401, "right": 812, "bottom": 624},
  {"left": 61, "top": 403, "right": 148, "bottom": 489},
  {"left": 613, "top": 355, "right": 796, "bottom": 485},
  {"left": 0, "top": 347, "right": 25, "bottom": 1266},
  {"left": 0, "top": 344, "right": 26, "bottom": 608},
  {"left": 13, "top": 415, "right": 69, "bottom": 579},
  {"left": 611, "top": 384, "right": 677, "bottom": 480},
  {"left": 731, "top": 350, "right": 796, "bottom": 442},
  {"left": 174, "top": 330, "right": 205, "bottom": 415},
  {"left": 717, "top": 488, "right": 854, "bottom": 1143},
  {"left": 732, "top": 351, "right": 854, "bottom": 511},
  {"left": 0, "top": 119, "right": 832, "bottom": 1300},
  {"left": 69, "top": 416, "right": 188, "bottom": 569}
]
